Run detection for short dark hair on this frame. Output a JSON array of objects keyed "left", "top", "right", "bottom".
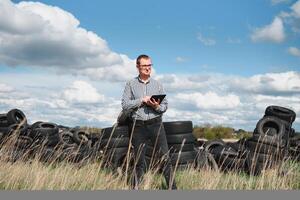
[{"left": 136, "top": 54, "right": 150, "bottom": 65}]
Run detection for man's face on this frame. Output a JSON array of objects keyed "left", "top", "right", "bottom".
[{"left": 137, "top": 58, "right": 152, "bottom": 77}]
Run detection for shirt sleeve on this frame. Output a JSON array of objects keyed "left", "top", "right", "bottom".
[
  {"left": 154, "top": 82, "right": 168, "bottom": 114},
  {"left": 121, "top": 81, "right": 142, "bottom": 111}
]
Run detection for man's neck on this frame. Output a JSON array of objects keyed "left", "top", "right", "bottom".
[{"left": 139, "top": 74, "right": 150, "bottom": 83}]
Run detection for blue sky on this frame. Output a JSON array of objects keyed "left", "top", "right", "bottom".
[
  {"left": 6, "top": 0, "right": 300, "bottom": 75},
  {"left": 1, "top": 0, "right": 300, "bottom": 130}
]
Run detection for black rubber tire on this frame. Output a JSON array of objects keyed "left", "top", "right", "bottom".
[
  {"left": 246, "top": 140, "right": 283, "bottom": 154},
  {"left": 44, "top": 134, "right": 61, "bottom": 147},
  {"left": 255, "top": 116, "right": 285, "bottom": 137},
  {"left": 7, "top": 109, "right": 27, "bottom": 125},
  {"left": 72, "top": 130, "right": 90, "bottom": 145},
  {"left": 30, "top": 122, "right": 59, "bottom": 138},
  {"left": 168, "top": 143, "right": 195, "bottom": 152},
  {"left": 7, "top": 123, "right": 28, "bottom": 136},
  {"left": 30, "top": 121, "right": 43, "bottom": 130},
  {"left": 170, "top": 150, "right": 197, "bottom": 165},
  {"left": 101, "top": 125, "right": 129, "bottom": 139},
  {"left": 204, "top": 139, "right": 225, "bottom": 153},
  {"left": 166, "top": 133, "right": 196, "bottom": 144},
  {"left": 14, "top": 136, "right": 33, "bottom": 149},
  {"left": 0, "top": 114, "right": 9, "bottom": 127},
  {"left": 59, "top": 130, "right": 77, "bottom": 148},
  {"left": 163, "top": 121, "right": 193, "bottom": 135},
  {"left": 217, "top": 156, "right": 246, "bottom": 171},
  {"left": 265, "top": 105, "right": 296, "bottom": 124},
  {"left": 249, "top": 134, "right": 286, "bottom": 147},
  {"left": 100, "top": 137, "right": 130, "bottom": 149}
]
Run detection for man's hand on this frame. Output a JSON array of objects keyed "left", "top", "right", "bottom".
[{"left": 142, "top": 96, "right": 160, "bottom": 109}]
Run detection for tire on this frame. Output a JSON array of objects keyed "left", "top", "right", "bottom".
[
  {"left": 170, "top": 151, "right": 197, "bottom": 165},
  {"left": 101, "top": 125, "right": 129, "bottom": 139},
  {"left": 59, "top": 130, "right": 77, "bottom": 148},
  {"left": 0, "top": 114, "right": 9, "bottom": 128},
  {"left": 30, "top": 122, "right": 59, "bottom": 138},
  {"left": 204, "top": 139, "right": 225, "bottom": 153},
  {"left": 0, "top": 127, "right": 10, "bottom": 136},
  {"left": 72, "top": 130, "right": 90, "bottom": 145},
  {"left": 246, "top": 140, "right": 283, "bottom": 154},
  {"left": 217, "top": 156, "right": 246, "bottom": 171},
  {"left": 14, "top": 136, "right": 33, "bottom": 149},
  {"left": 163, "top": 121, "right": 193, "bottom": 135},
  {"left": 30, "top": 121, "right": 43, "bottom": 130},
  {"left": 255, "top": 116, "right": 285, "bottom": 137},
  {"left": 44, "top": 134, "right": 61, "bottom": 147},
  {"left": 265, "top": 105, "right": 296, "bottom": 124},
  {"left": 7, "top": 123, "right": 28, "bottom": 136},
  {"left": 249, "top": 134, "right": 286, "bottom": 147},
  {"left": 168, "top": 143, "right": 195, "bottom": 152},
  {"left": 100, "top": 137, "right": 130, "bottom": 149},
  {"left": 166, "top": 133, "right": 196, "bottom": 144},
  {"left": 7, "top": 109, "right": 27, "bottom": 125}
]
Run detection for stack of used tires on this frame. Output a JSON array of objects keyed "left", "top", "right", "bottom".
[
  {"left": 202, "top": 138, "right": 248, "bottom": 172},
  {"left": 244, "top": 105, "right": 296, "bottom": 175},
  {"left": 98, "top": 125, "right": 131, "bottom": 170},
  {"left": 0, "top": 108, "right": 95, "bottom": 164},
  {"left": 145, "top": 121, "right": 198, "bottom": 170}
]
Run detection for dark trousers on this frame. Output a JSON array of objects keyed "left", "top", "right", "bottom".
[{"left": 130, "top": 117, "right": 177, "bottom": 189}]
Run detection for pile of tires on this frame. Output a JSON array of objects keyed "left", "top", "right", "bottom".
[
  {"left": 98, "top": 125, "right": 131, "bottom": 170},
  {"left": 242, "top": 105, "right": 296, "bottom": 175},
  {"left": 0, "top": 108, "right": 95, "bottom": 164},
  {"left": 202, "top": 138, "right": 247, "bottom": 172},
  {"left": 145, "top": 121, "right": 199, "bottom": 171}
]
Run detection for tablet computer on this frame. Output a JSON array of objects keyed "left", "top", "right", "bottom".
[{"left": 151, "top": 94, "right": 166, "bottom": 104}]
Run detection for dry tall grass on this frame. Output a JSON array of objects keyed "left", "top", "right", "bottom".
[{"left": 0, "top": 155, "right": 299, "bottom": 190}]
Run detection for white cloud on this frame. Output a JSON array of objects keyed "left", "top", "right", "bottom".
[
  {"left": 174, "top": 92, "right": 241, "bottom": 110},
  {"left": 0, "top": 0, "right": 136, "bottom": 82},
  {"left": 1, "top": 70, "right": 300, "bottom": 130},
  {"left": 197, "top": 33, "right": 216, "bottom": 46},
  {"left": 288, "top": 47, "right": 300, "bottom": 57},
  {"left": 62, "top": 80, "right": 105, "bottom": 104},
  {"left": 251, "top": 17, "right": 285, "bottom": 43},
  {"left": 291, "top": 0, "right": 300, "bottom": 18},
  {"left": 271, "top": 0, "right": 290, "bottom": 5},
  {"left": 0, "top": 83, "right": 14, "bottom": 93}
]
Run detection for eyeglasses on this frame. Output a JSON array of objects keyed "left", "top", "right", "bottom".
[{"left": 139, "top": 64, "right": 153, "bottom": 68}]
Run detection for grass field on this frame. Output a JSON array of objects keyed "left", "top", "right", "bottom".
[{"left": 0, "top": 153, "right": 299, "bottom": 190}]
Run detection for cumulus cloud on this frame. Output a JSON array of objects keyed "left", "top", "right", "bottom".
[
  {"left": 62, "top": 80, "right": 105, "bottom": 104},
  {"left": 0, "top": 83, "right": 14, "bottom": 93},
  {"left": 1, "top": 70, "right": 300, "bottom": 130},
  {"left": 251, "top": 17, "right": 285, "bottom": 43},
  {"left": 288, "top": 47, "right": 300, "bottom": 57},
  {"left": 0, "top": 0, "right": 136, "bottom": 82},
  {"left": 174, "top": 92, "right": 241, "bottom": 110},
  {"left": 197, "top": 33, "right": 216, "bottom": 46}
]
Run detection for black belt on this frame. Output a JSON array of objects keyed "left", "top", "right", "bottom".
[{"left": 135, "top": 117, "right": 162, "bottom": 125}]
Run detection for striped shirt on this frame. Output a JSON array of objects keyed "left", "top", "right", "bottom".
[{"left": 121, "top": 76, "right": 168, "bottom": 121}]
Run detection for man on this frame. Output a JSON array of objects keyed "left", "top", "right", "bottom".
[{"left": 121, "top": 54, "right": 177, "bottom": 190}]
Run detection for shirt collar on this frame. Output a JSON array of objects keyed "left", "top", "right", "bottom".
[{"left": 137, "top": 75, "right": 151, "bottom": 84}]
